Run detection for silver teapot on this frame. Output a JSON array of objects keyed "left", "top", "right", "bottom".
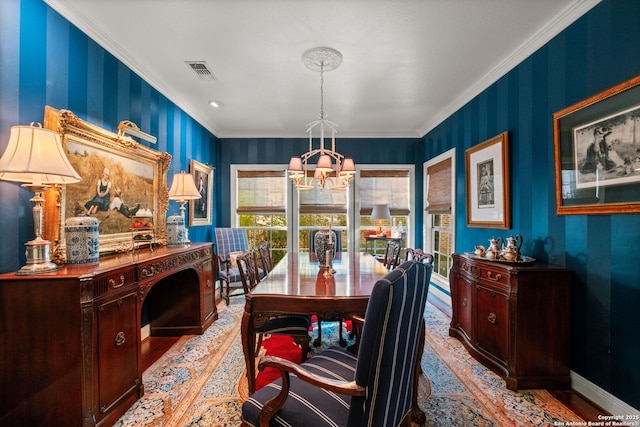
[{"left": 486, "top": 237, "right": 502, "bottom": 260}]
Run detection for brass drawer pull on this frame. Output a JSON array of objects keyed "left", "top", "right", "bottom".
[
  {"left": 115, "top": 331, "right": 126, "bottom": 346},
  {"left": 109, "top": 275, "right": 125, "bottom": 288},
  {"left": 488, "top": 313, "right": 497, "bottom": 324},
  {"left": 462, "top": 297, "right": 467, "bottom": 307},
  {"left": 487, "top": 271, "right": 501, "bottom": 281},
  {"left": 207, "top": 279, "right": 212, "bottom": 288}
]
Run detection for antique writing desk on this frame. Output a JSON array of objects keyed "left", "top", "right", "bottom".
[{"left": 241, "top": 252, "right": 389, "bottom": 394}]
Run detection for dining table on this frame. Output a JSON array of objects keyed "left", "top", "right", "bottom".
[{"left": 241, "top": 251, "right": 390, "bottom": 395}]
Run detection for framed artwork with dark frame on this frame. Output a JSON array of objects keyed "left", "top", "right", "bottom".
[
  {"left": 465, "top": 131, "right": 511, "bottom": 229},
  {"left": 43, "top": 106, "right": 171, "bottom": 258},
  {"left": 553, "top": 74, "right": 640, "bottom": 215},
  {"left": 189, "top": 159, "right": 213, "bottom": 226}
]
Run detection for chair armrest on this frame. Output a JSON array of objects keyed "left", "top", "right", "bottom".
[
  {"left": 256, "top": 355, "right": 364, "bottom": 427},
  {"left": 259, "top": 355, "right": 364, "bottom": 395},
  {"left": 217, "top": 255, "right": 230, "bottom": 273}
]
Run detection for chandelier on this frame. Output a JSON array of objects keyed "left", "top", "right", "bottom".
[{"left": 288, "top": 47, "right": 355, "bottom": 191}]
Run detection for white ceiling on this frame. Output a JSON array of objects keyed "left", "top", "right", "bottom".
[{"left": 45, "top": 0, "right": 600, "bottom": 139}]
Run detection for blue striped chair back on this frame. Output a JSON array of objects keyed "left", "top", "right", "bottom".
[{"left": 349, "top": 260, "right": 432, "bottom": 426}]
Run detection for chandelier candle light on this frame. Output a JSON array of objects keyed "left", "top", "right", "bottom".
[{"left": 288, "top": 47, "right": 356, "bottom": 191}]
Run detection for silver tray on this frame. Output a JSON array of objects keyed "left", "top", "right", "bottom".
[{"left": 465, "top": 252, "right": 536, "bottom": 264}]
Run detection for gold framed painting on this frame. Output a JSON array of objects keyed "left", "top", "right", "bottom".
[
  {"left": 553, "top": 74, "right": 640, "bottom": 215},
  {"left": 43, "top": 106, "right": 171, "bottom": 258},
  {"left": 465, "top": 131, "right": 511, "bottom": 229}
]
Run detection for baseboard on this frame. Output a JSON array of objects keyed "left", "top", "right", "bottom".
[
  {"left": 141, "top": 324, "right": 150, "bottom": 341},
  {"left": 571, "top": 371, "right": 639, "bottom": 416}
]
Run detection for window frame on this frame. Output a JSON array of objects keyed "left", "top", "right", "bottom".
[{"left": 423, "top": 148, "right": 456, "bottom": 306}]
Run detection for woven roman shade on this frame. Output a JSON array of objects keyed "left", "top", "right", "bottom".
[
  {"left": 425, "top": 157, "right": 452, "bottom": 214},
  {"left": 236, "top": 170, "right": 286, "bottom": 214},
  {"left": 359, "top": 169, "right": 411, "bottom": 216}
]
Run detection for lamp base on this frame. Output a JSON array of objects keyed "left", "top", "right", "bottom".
[{"left": 16, "top": 237, "right": 60, "bottom": 275}]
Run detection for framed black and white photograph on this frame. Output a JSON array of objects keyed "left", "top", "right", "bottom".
[
  {"left": 189, "top": 159, "right": 213, "bottom": 226},
  {"left": 554, "top": 74, "right": 640, "bottom": 215},
  {"left": 465, "top": 132, "right": 510, "bottom": 229}
]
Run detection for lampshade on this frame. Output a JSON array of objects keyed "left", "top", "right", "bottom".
[
  {"left": 288, "top": 157, "right": 303, "bottom": 172},
  {"left": 0, "top": 124, "right": 81, "bottom": 185},
  {"left": 370, "top": 204, "right": 391, "bottom": 221},
  {"left": 315, "top": 154, "right": 333, "bottom": 173},
  {"left": 168, "top": 171, "right": 201, "bottom": 200},
  {"left": 339, "top": 158, "right": 356, "bottom": 175}
]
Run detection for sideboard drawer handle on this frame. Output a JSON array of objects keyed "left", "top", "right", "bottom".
[
  {"left": 207, "top": 279, "right": 212, "bottom": 288},
  {"left": 462, "top": 297, "right": 467, "bottom": 307},
  {"left": 488, "top": 313, "right": 497, "bottom": 324},
  {"left": 109, "top": 276, "right": 124, "bottom": 289},
  {"left": 487, "top": 271, "right": 501, "bottom": 281},
  {"left": 115, "top": 331, "right": 126, "bottom": 346},
  {"left": 109, "top": 275, "right": 125, "bottom": 288}
]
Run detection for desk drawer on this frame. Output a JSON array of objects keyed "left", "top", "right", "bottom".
[{"left": 93, "top": 269, "right": 137, "bottom": 297}]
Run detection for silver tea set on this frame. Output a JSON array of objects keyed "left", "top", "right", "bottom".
[{"left": 474, "top": 234, "right": 523, "bottom": 262}]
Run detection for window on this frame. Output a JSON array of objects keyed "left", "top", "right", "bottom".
[
  {"left": 297, "top": 171, "right": 348, "bottom": 252},
  {"left": 234, "top": 168, "right": 288, "bottom": 265},
  {"left": 357, "top": 167, "right": 413, "bottom": 255},
  {"left": 231, "top": 164, "right": 414, "bottom": 258},
  {"left": 424, "top": 149, "right": 455, "bottom": 306}
]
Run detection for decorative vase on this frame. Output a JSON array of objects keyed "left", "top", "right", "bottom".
[
  {"left": 65, "top": 215, "right": 100, "bottom": 264},
  {"left": 167, "top": 214, "right": 185, "bottom": 246},
  {"left": 314, "top": 230, "right": 336, "bottom": 266}
]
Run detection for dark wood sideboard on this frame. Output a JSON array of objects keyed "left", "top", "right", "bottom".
[
  {"left": 0, "top": 243, "right": 217, "bottom": 427},
  {"left": 449, "top": 252, "right": 572, "bottom": 391}
]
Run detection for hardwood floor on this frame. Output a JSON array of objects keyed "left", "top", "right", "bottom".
[
  {"left": 551, "top": 389, "right": 609, "bottom": 422},
  {"left": 141, "top": 336, "right": 180, "bottom": 372}
]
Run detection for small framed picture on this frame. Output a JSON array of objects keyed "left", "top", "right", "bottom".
[
  {"left": 465, "top": 132, "right": 510, "bottom": 229},
  {"left": 189, "top": 159, "right": 214, "bottom": 226}
]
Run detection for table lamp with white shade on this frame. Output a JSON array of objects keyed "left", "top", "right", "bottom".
[
  {"left": 370, "top": 203, "right": 391, "bottom": 236},
  {"left": 167, "top": 171, "right": 201, "bottom": 245},
  {"left": 0, "top": 123, "right": 82, "bottom": 274}
]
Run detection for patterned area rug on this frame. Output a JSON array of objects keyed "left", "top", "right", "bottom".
[{"left": 115, "top": 296, "right": 585, "bottom": 426}]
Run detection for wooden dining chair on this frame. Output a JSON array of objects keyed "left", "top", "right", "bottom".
[
  {"left": 382, "top": 241, "right": 401, "bottom": 270},
  {"left": 309, "top": 229, "right": 348, "bottom": 347},
  {"left": 241, "top": 259, "right": 433, "bottom": 427},
  {"left": 237, "top": 249, "right": 311, "bottom": 363},
  {"left": 405, "top": 248, "right": 434, "bottom": 265},
  {"left": 257, "top": 241, "right": 273, "bottom": 275}
]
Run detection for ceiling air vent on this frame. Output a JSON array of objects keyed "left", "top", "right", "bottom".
[{"left": 185, "top": 61, "right": 216, "bottom": 81}]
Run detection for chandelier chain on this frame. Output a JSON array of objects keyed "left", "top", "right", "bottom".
[{"left": 319, "top": 62, "right": 325, "bottom": 119}]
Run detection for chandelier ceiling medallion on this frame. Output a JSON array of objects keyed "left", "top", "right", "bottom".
[{"left": 288, "top": 47, "right": 355, "bottom": 191}]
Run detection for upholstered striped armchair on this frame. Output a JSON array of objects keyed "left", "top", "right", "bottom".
[
  {"left": 214, "top": 227, "right": 250, "bottom": 305},
  {"left": 241, "top": 260, "right": 432, "bottom": 427}
]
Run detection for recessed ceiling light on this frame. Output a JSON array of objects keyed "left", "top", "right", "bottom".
[{"left": 209, "top": 100, "right": 224, "bottom": 108}]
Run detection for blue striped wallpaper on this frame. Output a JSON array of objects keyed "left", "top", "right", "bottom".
[
  {"left": 2, "top": 0, "right": 639, "bottom": 411},
  {"left": 422, "top": 0, "right": 640, "bottom": 409},
  {"left": 0, "top": 0, "right": 217, "bottom": 273}
]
